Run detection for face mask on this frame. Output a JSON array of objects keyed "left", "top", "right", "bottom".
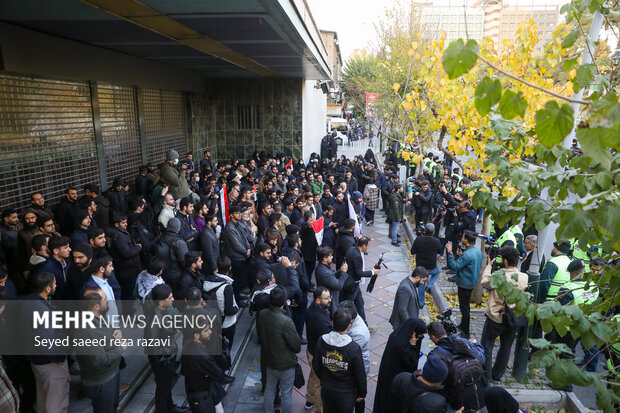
[
  {"left": 173, "top": 159, "right": 179, "bottom": 166},
  {"left": 194, "top": 177, "right": 200, "bottom": 182}
]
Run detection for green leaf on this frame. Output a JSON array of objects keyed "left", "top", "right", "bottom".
[
  {"left": 529, "top": 338, "right": 550, "bottom": 349},
  {"left": 563, "top": 55, "right": 579, "bottom": 71},
  {"left": 534, "top": 101, "right": 574, "bottom": 147},
  {"left": 442, "top": 39, "right": 479, "bottom": 79},
  {"left": 474, "top": 77, "right": 502, "bottom": 116},
  {"left": 530, "top": 348, "right": 555, "bottom": 368},
  {"left": 595, "top": 171, "right": 612, "bottom": 190},
  {"left": 561, "top": 29, "right": 580, "bottom": 48},
  {"left": 498, "top": 90, "right": 527, "bottom": 119},
  {"left": 556, "top": 206, "right": 592, "bottom": 240},
  {"left": 577, "top": 127, "right": 611, "bottom": 170},
  {"left": 573, "top": 64, "right": 597, "bottom": 92}
]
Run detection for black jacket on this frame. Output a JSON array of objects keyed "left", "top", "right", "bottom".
[
  {"left": 392, "top": 372, "right": 450, "bottom": 413},
  {"left": 175, "top": 212, "right": 199, "bottom": 251},
  {"left": 21, "top": 295, "right": 67, "bottom": 364},
  {"left": 332, "top": 200, "right": 349, "bottom": 227},
  {"left": 106, "top": 226, "right": 142, "bottom": 280},
  {"left": 175, "top": 269, "right": 207, "bottom": 301},
  {"left": 313, "top": 332, "right": 367, "bottom": 397},
  {"left": 106, "top": 188, "right": 128, "bottom": 218},
  {"left": 144, "top": 307, "right": 179, "bottom": 356},
  {"left": 300, "top": 222, "right": 318, "bottom": 263},
  {"left": 53, "top": 197, "right": 78, "bottom": 235},
  {"left": 334, "top": 229, "right": 356, "bottom": 268},
  {"left": 410, "top": 235, "right": 442, "bottom": 270},
  {"left": 199, "top": 227, "right": 219, "bottom": 274},
  {"left": 305, "top": 302, "right": 332, "bottom": 357},
  {"left": 181, "top": 340, "right": 227, "bottom": 403},
  {"left": 345, "top": 246, "right": 373, "bottom": 282}
]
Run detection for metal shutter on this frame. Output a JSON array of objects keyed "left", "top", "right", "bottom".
[
  {"left": 143, "top": 89, "right": 187, "bottom": 164},
  {"left": 98, "top": 84, "right": 141, "bottom": 188},
  {"left": 0, "top": 74, "right": 99, "bottom": 211}
]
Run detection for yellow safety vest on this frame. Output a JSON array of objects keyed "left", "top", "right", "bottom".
[
  {"left": 510, "top": 225, "right": 523, "bottom": 237},
  {"left": 561, "top": 280, "right": 599, "bottom": 305},
  {"left": 546, "top": 254, "right": 572, "bottom": 301},
  {"left": 497, "top": 230, "right": 517, "bottom": 248}
]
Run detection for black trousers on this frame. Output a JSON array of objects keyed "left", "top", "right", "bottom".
[
  {"left": 148, "top": 355, "right": 176, "bottom": 413},
  {"left": 230, "top": 259, "right": 249, "bottom": 298},
  {"left": 353, "top": 286, "right": 366, "bottom": 322},
  {"left": 5, "top": 355, "right": 36, "bottom": 410},
  {"left": 481, "top": 316, "right": 516, "bottom": 381},
  {"left": 321, "top": 389, "right": 356, "bottom": 413},
  {"left": 222, "top": 323, "right": 236, "bottom": 350},
  {"left": 458, "top": 286, "right": 473, "bottom": 339},
  {"left": 305, "top": 260, "right": 316, "bottom": 285}
]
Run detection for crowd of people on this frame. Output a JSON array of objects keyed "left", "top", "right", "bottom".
[{"left": 0, "top": 130, "right": 615, "bottom": 413}]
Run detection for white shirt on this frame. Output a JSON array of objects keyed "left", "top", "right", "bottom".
[{"left": 91, "top": 275, "right": 119, "bottom": 327}]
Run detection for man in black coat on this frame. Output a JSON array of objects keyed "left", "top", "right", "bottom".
[
  {"left": 175, "top": 251, "right": 207, "bottom": 301},
  {"left": 391, "top": 355, "right": 451, "bottom": 413},
  {"left": 181, "top": 324, "right": 234, "bottom": 413},
  {"left": 106, "top": 214, "right": 142, "bottom": 301},
  {"left": 344, "top": 237, "right": 379, "bottom": 322},
  {"left": 176, "top": 197, "right": 199, "bottom": 251},
  {"left": 53, "top": 187, "right": 79, "bottom": 235},
  {"left": 300, "top": 210, "right": 319, "bottom": 283},
  {"left": 331, "top": 191, "right": 349, "bottom": 228},
  {"left": 304, "top": 286, "right": 333, "bottom": 411},
  {"left": 199, "top": 214, "right": 220, "bottom": 275},
  {"left": 334, "top": 218, "right": 356, "bottom": 269},
  {"left": 106, "top": 177, "right": 129, "bottom": 219}
]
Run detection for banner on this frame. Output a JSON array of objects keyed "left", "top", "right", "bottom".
[
  {"left": 285, "top": 159, "right": 293, "bottom": 170},
  {"left": 366, "top": 93, "right": 379, "bottom": 118}
]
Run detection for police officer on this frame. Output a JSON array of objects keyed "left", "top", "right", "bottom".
[{"left": 538, "top": 240, "right": 572, "bottom": 303}]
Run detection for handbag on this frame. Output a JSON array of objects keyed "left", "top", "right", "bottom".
[
  {"left": 294, "top": 362, "right": 305, "bottom": 389},
  {"left": 502, "top": 301, "right": 527, "bottom": 328}
]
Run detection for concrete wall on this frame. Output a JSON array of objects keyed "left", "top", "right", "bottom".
[
  {"left": 301, "top": 79, "right": 326, "bottom": 161},
  {"left": 0, "top": 22, "right": 205, "bottom": 92}
]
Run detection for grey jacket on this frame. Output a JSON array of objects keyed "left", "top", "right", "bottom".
[
  {"left": 199, "top": 227, "right": 219, "bottom": 274},
  {"left": 348, "top": 315, "right": 371, "bottom": 374},
  {"left": 315, "top": 262, "right": 348, "bottom": 314},
  {"left": 222, "top": 220, "right": 251, "bottom": 260},
  {"left": 389, "top": 277, "right": 421, "bottom": 330}
]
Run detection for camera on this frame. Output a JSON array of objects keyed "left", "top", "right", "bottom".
[{"left": 437, "top": 309, "right": 461, "bottom": 336}]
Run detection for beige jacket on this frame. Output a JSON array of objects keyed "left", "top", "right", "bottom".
[{"left": 481, "top": 265, "right": 528, "bottom": 324}]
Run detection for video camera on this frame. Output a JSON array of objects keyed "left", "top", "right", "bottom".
[
  {"left": 478, "top": 234, "right": 499, "bottom": 259},
  {"left": 437, "top": 309, "right": 462, "bottom": 336},
  {"left": 366, "top": 253, "right": 388, "bottom": 293}
]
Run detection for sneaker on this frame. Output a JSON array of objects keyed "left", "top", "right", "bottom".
[
  {"left": 391, "top": 242, "right": 401, "bottom": 247},
  {"left": 447, "top": 276, "right": 456, "bottom": 283},
  {"left": 366, "top": 220, "right": 373, "bottom": 226},
  {"left": 305, "top": 402, "right": 314, "bottom": 410}
]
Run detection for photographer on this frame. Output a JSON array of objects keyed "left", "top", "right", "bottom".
[
  {"left": 412, "top": 179, "right": 432, "bottom": 233},
  {"left": 446, "top": 230, "right": 484, "bottom": 339},
  {"left": 451, "top": 201, "right": 476, "bottom": 246},
  {"left": 480, "top": 247, "right": 528, "bottom": 382}
]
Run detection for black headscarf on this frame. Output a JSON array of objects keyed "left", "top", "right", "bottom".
[
  {"left": 484, "top": 386, "right": 520, "bottom": 413},
  {"left": 373, "top": 318, "right": 427, "bottom": 413}
]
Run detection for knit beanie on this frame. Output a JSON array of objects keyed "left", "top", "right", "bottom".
[
  {"left": 422, "top": 355, "right": 449, "bottom": 384},
  {"left": 167, "top": 217, "right": 181, "bottom": 233},
  {"left": 166, "top": 149, "right": 179, "bottom": 161},
  {"left": 72, "top": 243, "right": 93, "bottom": 260}
]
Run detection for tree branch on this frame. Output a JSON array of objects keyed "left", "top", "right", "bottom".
[{"left": 476, "top": 53, "right": 591, "bottom": 105}]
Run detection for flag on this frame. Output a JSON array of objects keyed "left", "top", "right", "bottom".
[
  {"left": 285, "top": 159, "right": 293, "bottom": 170},
  {"left": 311, "top": 216, "right": 324, "bottom": 246},
  {"left": 220, "top": 185, "right": 229, "bottom": 225},
  {"left": 347, "top": 194, "right": 361, "bottom": 237}
]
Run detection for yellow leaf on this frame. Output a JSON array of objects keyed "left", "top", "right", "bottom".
[
  {"left": 411, "top": 41, "right": 418, "bottom": 50},
  {"left": 408, "top": 49, "right": 414, "bottom": 57},
  {"left": 569, "top": 69, "right": 576, "bottom": 80},
  {"left": 393, "top": 83, "right": 400, "bottom": 92}
]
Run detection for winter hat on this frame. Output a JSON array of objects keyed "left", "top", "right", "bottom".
[
  {"left": 553, "top": 240, "right": 571, "bottom": 254},
  {"left": 422, "top": 355, "right": 448, "bottom": 384},
  {"left": 167, "top": 217, "right": 181, "bottom": 233},
  {"left": 285, "top": 224, "right": 299, "bottom": 235},
  {"left": 352, "top": 191, "right": 363, "bottom": 200},
  {"left": 72, "top": 243, "right": 93, "bottom": 260},
  {"left": 75, "top": 209, "right": 90, "bottom": 227},
  {"left": 166, "top": 149, "right": 179, "bottom": 161}
]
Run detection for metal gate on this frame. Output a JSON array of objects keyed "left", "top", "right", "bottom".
[
  {"left": 143, "top": 89, "right": 187, "bottom": 164},
  {"left": 0, "top": 74, "right": 99, "bottom": 211},
  {"left": 98, "top": 84, "right": 141, "bottom": 187}
]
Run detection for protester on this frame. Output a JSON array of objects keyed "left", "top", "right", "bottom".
[
  {"left": 389, "top": 267, "right": 429, "bottom": 330},
  {"left": 313, "top": 308, "right": 367, "bottom": 413},
  {"left": 410, "top": 223, "right": 442, "bottom": 306}
]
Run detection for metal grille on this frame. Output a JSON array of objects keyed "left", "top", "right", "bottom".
[
  {"left": 236, "top": 104, "right": 261, "bottom": 130},
  {"left": 143, "top": 89, "right": 187, "bottom": 164},
  {"left": 0, "top": 74, "right": 99, "bottom": 211},
  {"left": 98, "top": 84, "right": 141, "bottom": 187}
]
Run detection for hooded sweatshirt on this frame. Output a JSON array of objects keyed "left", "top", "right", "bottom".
[{"left": 313, "top": 331, "right": 367, "bottom": 397}]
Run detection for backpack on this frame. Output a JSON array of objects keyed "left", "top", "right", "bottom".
[
  {"left": 150, "top": 234, "right": 170, "bottom": 261},
  {"left": 203, "top": 281, "right": 227, "bottom": 303},
  {"left": 435, "top": 338, "right": 487, "bottom": 413}
]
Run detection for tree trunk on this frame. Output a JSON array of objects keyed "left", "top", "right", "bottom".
[{"left": 471, "top": 214, "right": 491, "bottom": 305}]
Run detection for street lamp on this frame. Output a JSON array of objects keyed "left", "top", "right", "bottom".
[{"left": 610, "top": 49, "right": 620, "bottom": 86}]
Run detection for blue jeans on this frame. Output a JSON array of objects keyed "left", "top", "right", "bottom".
[
  {"left": 264, "top": 366, "right": 295, "bottom": 413},
  {"left": 391, "top": 221, "right": 400, "bottom": 243},
  {"left": 581, "top": 346, "right": 600, "bottom": 372},
  {"left": 418, "top": 265, "right": 440, "bottom": 307}
]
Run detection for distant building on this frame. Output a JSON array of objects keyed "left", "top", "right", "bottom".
[
  {"left": 415, "top": 0, "right": 562, "bottom": 54},
  {"left": 320, "top": 30, "right": 345, "bottom": 118}
]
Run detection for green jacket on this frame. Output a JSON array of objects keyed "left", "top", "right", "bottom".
[
  {"left": 257, "top": 306, "right": 301, "bottom": 371},
  {"left": 159, "top": 162, "right": 190, "bottom": 200},
  {"left": 388, "top": 191, "right": 404, "bottom": 222},
  {"left": 74, "top": 315, "right": 123, "bottom": 386}
]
